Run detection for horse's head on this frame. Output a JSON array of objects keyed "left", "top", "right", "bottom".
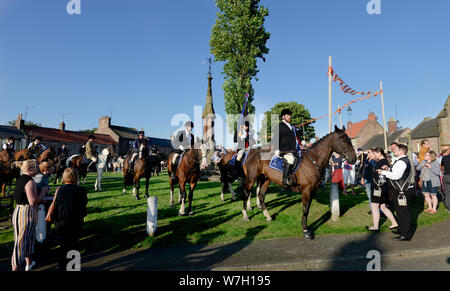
[
  {"left": 139, "top": 143, "right": 148, "bottom": 159},
  {"left": 107, "top": 143, "right": 118, "bottom": 160},
  {"left": 331, "top": 125, "right": 357, "bottom": 164},
  {"left": 198, "top": 142, "right": 211, "bottom": 170}
]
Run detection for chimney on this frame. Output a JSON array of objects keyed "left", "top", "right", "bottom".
[
  {"left": 368, "top": 112, "right": 376, "bottom": 121},
  {"left": 99, "top": 116, "right": 111, "bottom": 129},
  {"left": 15, "top": 114, "right": 24, "bottom": 130},
  {"left": 387, "top": 117, "right": 397, "bottom": 134},
  {"left": 59, "top": 121, "right": 66, "bottom": 131}
]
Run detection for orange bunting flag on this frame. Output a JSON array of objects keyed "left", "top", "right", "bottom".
[{"left": 295, "top": 66, "right": 383, "bottom": 128}]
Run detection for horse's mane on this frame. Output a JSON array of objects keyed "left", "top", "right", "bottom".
[{"left": 307, "top": 132, "right": 335, "bottom": 150}]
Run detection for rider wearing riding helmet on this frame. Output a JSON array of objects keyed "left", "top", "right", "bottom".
[
  {"left": 231, "top": 120, "right": 256, "bottom": 179},
  {"left": 2, "top": 136, "right": 16, "bottom": 160},
  {"left": 170, "top": 121, "right": 195, "bottom": 179},
  {"left": 129, "top": 130, "right": 149, "bottom": 173},
  {"left": 27, "top": 136, "right": 47, "bottom": 159},
  {"left": 275, "top": 109, "right": 301, "bottom": 187}
]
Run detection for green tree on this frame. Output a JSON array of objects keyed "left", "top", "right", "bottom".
[
  {"left": 7, "top": 120, "right": 41, "bottom": 127},
  {"left": 210, "top": 0, "right": 270, "bottom": 132},
  {"left": 259, "top": 102, "right": 316, "bottom": 144}
]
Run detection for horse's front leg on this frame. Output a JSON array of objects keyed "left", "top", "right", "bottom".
[
  {"left": 169, "top": 178, "right": 175, "bottom": 207},
  {"left": 178, "top": 181, "right": 187, "bottom": 216},
  {"left": 133, "top": 178, "right": 140, "bottom": 200},
  {"left": 258, "top": 179, "right": 272, "bottom": 222},
  {"left": 301, "top": 188, "right": 314, "bottom": 240},
  {"left": 242, "top": 179, "right": 255, "bottom": 221},
  {"left": 187, "top": 180, "right": 197, "bottom": 216}
]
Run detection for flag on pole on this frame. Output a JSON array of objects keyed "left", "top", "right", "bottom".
[{"left": 237, "top": 93, "right": 249, "bottom": 138}]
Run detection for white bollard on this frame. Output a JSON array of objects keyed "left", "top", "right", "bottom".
[
  {"left": 330, "top": 183, "right": 340, "bottom": 222},
  {"left": 36, "top": 204, "right": 47, "bottom": 243},
  {"left": 146, "top": 196, "right": 158, "bottom": 237}
]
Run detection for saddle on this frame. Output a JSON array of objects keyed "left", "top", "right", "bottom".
[
  {"left": 268, "top": 153, "right": 302, "bottom": 174},
  {"left": 229, "top": 150, "right": 250, "bottom": 166}
]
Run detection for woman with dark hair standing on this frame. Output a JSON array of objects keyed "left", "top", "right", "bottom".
[
  {"left": 366, "top": 148, "right": 398, "bottom": 232},
  {"left": 11, "top": 160, "right": 43, "bottom": 271}
]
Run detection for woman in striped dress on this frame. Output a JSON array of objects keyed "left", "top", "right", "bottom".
[{"left": 11, "top": 160, "right": 43, "bottom": 271}]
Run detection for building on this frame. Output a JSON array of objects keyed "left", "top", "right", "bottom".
[
  {"left": 410, "top": 96, "right": 450, "bottom": 153},
  {"left": 202, "top": 60, "right": 216, "bottom": 146},
  {"left": 345, "top": 112, "right": 385, "bottom": 149},
  {"left": 95, "top": 116, "right": 173, "bottom": 156},
  {"left": 361, "top": 117, "right": 411, "bottom": 151},
  {"left": 19, "top": 117, "right": 115, "bottom": 155},
  {"left": 0, "top": 123, "right": 27, "bottom": 150}
]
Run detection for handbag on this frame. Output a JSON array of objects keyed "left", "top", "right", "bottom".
[{"left": 45, "top": 187, "right": 60, "bottom": 223}]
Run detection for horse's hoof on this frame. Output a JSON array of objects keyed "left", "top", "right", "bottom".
[
  {"left": 243, "top": 216, "right": 250, "bottom": 222},
  {"left": 178, "top": 212, "right": 186, "bottom": 216},
  {"left": 144, "top": 194, "right": 149, "bottom": 199},
  {"left": 303, "top": 231, "right": 314, "bottom": 240},
  {"left": 135, "top": 196, "right": 140, "bottom": 201},
  {"left": 266, "top": 217, "right": 272, "bottom": 222},
  {"left": 188, "top": 211, "right": 195, "bottom": 216}
]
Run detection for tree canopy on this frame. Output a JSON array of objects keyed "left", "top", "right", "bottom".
[
  {"left": 210, "top": 0, "right": 270, "bottom": 132},
  {"left": 259, "top": 101, "right": 316, "bottom": 144}
]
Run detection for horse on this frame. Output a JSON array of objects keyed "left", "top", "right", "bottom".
[
  {"left": 94, "top": 144, "right": 117, "bottom": 190},
  {"left": 217, "top": 150, "right": 239, "bottom": 202},
  {"left": 240, "top": 126, "right": 356, "bottom": 239},
  {"left": 37, "top": 146, "right": 59, "bottom": 166},
  {"left": 0, "top": 150, "right": 20, "bottom": 197},
  {"left": 67, "top": 143, "right": 117, "bottom": 186},
  {"left": 122, "top": 143, "right": 154, "bottom": 200},
  {"left": 167, "top": 143, "right": 210, "bottom": 216},
  {"left": 14, "top": 148, "right": 32, "bottom": 161}
]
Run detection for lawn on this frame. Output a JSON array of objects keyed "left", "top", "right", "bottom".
[{"left": 0, "top": 171, "right": 448, "bottom": 259}]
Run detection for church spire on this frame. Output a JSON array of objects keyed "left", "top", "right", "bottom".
[{"left": 202, "top": 58, "right": 215, "bottom": 143}]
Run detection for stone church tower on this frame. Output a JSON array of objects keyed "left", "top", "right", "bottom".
[{"left": 202, "top": 58, "right": 216, "bottom": 146}]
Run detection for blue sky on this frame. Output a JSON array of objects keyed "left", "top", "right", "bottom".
[{"left": 0, "top": 0, "right": 449, "bottom": 147}]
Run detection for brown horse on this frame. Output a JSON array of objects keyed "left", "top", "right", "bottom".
[
  {"left": 0, "top": 150, "right": 20, "bottom": 197},
  {"left": 241, "top": 126, "right": 356, "bottom": 239},
  {"left": 122, "top": 143, "right": 154, "bottom": 200},
  {"left": 167, "top": 143, "right": 209, "bottom": 216},
  {"left": 14, "top": 148, "right": 32, "bottom": 161},
  {"left": 217, "top": 150, "right": 238, "bottom": 201}
]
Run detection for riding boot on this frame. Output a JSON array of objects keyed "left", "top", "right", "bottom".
[
  {"left": 128, "top": 159, "right": 134, "bottom": 174},
  {"left": 282, "top": 160, "right": 293, "bottom": 187}
]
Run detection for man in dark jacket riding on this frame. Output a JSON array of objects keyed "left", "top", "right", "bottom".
[{"left": 275, "top": 109, "right": 300, "bottom": 187}]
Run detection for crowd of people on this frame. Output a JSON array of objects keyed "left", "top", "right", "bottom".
[{"left": 328, "top": 139, "right": 450, "bottom": 241}]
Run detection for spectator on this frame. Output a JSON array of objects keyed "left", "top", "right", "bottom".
[
  {"left": 34, "top": 162, "right": 55, "bottom": 197},
  {"left": 417, "top": 151, "right": 441, "bottom": 213},
  {"left": 440, "top": 147, "right": 450, "bottom": 213},
  {"left": 360, "top": 149, "right": 376, "bottom": 215},
  {"left": 366, "top": 147, "right": 398, "bottom": 232},
  {"left": 331, "top": 153, "right": 344, "bottom": 191},
  {"left": 418, "top": 139, "right": 431, "bottom": 163},
  {"left": 379, "top": 144, "right": 414, "bottom": 241},
  {"left": 53, "top": 168, "right": 88, "bottom": 271},
  {"left": 343, "top": 160, "right": 356, "bottom": 196},
  {"left": 11, "top": 160, "right": 43, "bottom": 271}
]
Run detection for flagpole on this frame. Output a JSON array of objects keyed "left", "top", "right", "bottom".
[
  {"left": 380, "top": 82, "right": 388, "bottom": 151},
  {"left": 329, "top": 56, "right": 332, "bottom": 133}
]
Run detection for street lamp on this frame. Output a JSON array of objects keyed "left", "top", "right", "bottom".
[{"left": 347, "top": 106, "right": 352, "bottom": 138}]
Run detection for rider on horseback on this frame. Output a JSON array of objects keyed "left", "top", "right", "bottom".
[
  {"left": 57, "top": 142, "right": 70, "bottom": 165},
  {"left": 275, "top": 109, "right": 301, "bottom": 187},
  {"left": 85, "top": 135, "right": 97, "bottom": 170},
  {"left": 170, "top": 121, "right": 194, "bottom": 180},
  {"left": 27, "top": 136, "right": 47, "bottom": 159},
  {"left": 231, "top": 120, "right": 256, "bottom": 179},
  {"left": 2, "top": 136, "right": 16, "bottom": 160},
  {"left": 129, "top": 130, "right": 149, "bottom": 173}
]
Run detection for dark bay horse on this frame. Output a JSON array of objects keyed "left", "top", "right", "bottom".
[
  {"left": 241, "top": 126, "right": 356, "bottom": 239},
  {"left": 0, "top": 150, "right": 20, "bottom": 197},
  {"left": 122, "top": 143, "right": 154, "bottom": 200},
  {"left": 217, "top": 150, "right": 238, "bottom": 201},
  {"left": 167, "top": 143, "right": 209, "bottom": 216}
]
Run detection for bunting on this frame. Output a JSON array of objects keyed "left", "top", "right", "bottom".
[{"left": 295, "top": 66, "right": 383, "bottom": 127}]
